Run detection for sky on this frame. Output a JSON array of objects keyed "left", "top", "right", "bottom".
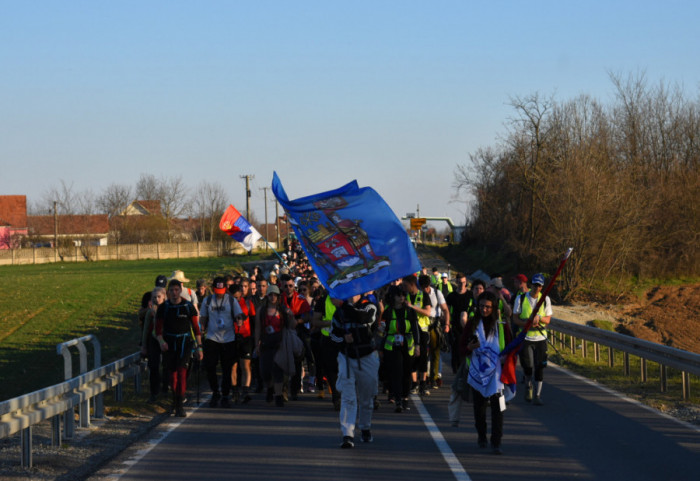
[{"left": 1, "top": 1, "right": 699, "bottom": 231}]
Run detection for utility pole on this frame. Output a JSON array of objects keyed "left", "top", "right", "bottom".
[
  {"left": 240, "top": 174, "right": 254, "bottom": 220},
  {"left": 260, "top": 186, "right": 269, "bottom": 251},
  {"left": 53, "top": 201, "right": 58, "bottom": 249},
  {"left": 275, "top": 199, "right": 280, "bottom": 249}
]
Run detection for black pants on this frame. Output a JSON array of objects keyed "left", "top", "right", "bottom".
[
  {"left": 384, "top": 345, "right": 412, "bottom": 401},
  {"left": 291, "top": 329, "right": 314, "bottom": 395},
  {"left": 472, "top": 388, "right": 503, "bottom": 447},
  {"left": 146, "top": 336, "right": 166, "bottom": 396},
  {"left": 519, "top": 339, "right": 547, "bottom": 382},
  {"left": 204, "top": 339, "right": 237, "bottom": 396}
]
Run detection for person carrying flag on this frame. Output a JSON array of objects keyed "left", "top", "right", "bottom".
[
  {"left": 330, "top": 293, "right": 380, "bottom": 448},
  {"left": 459, "top": 290, "right": 512, "bottom": 454},
  {"left": 512, "top": 273, "right": 552, "bottom": 405}
]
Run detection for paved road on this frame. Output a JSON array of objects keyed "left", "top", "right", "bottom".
[{"left": 89, "top": 358, "right": 699, "bottom": 481}]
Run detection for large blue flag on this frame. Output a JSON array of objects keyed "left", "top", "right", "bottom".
[{"left": 272, "top": 172, "right": 420, "bottom": 300}]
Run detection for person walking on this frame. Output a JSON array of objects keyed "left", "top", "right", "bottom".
[
  {"left": 141, "top": 286, "right": 167, "bottom": 403},
  {"left": 460, "top": 290, "right": 513, "bottom": 454},
  {"left": 199, "top": 277, "right": 241, "bottom": 408},
  {"left": 512, "top": 273, "right": 552, "bottom": 405},
  {"left": 381, "top": 286, "right": 420, "bottom": 413},
  {"left": 254, "top": 284, "right": 292, "bottom": 407},
  {"left": 331, "top": 294, "right": 380, "bottom": 448},
  {"left": 155, "top": 279, "right": 203, "bottom": 417}
]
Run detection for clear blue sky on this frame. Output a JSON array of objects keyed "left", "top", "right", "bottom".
[{"left": 2, "top": 1, "right": 698, "bottom": 229}]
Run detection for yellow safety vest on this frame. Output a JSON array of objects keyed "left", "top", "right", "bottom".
[
  {"left": 519, "top": 293, "right": 547, "bottom": 340},
  {"left": 408, "top": 291, "right": 431, "bottom": 332},
  {"left": 321, "top": 296, "right": 336, "bottom": 337},
  {"left": 383, "top": 308, "right": 415, "bottom": 355}
]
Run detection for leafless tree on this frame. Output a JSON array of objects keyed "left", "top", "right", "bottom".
[
  {"left": 97, "top": 183, "right": 133, "bottom": 217},
  {"left": 191, "top": 181, "right": 229, "bottom": 241}
]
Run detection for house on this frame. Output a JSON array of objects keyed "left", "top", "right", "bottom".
[
  {"left": 0, "top": 195, "right": 28, "bottom": 249},
  {"left": 119, "top": 200, "right": 162, "bottom": 216},
  {"left": 27, "top": 214, "right": 110, "bottom": 247}
]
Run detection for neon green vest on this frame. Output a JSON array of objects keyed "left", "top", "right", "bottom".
[
  {"left": 519, "top": 293, "right": 547, "bottom": 339},
  {"left": 321, "top": 296, "right": 336, "bottom": 337},
  {"left": 409, "top": 291, "right": 431, "bottom": 331},
  {"left": 383, "top": 308, "right": 415, "bottom": 355}
]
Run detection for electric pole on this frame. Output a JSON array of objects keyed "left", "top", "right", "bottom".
[
  {"left": 275, "top": 199, "right": 280, "bottom": 249},
  {"left": 240, "top": 174, "right": 254, "bottom": 220},
  {"left": 260, "top": 186, "right": 269, "bottom": 251}
]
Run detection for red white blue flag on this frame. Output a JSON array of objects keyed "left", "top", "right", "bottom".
[{"left": 219, "top": 205, "right": 261, "bottom": 252}]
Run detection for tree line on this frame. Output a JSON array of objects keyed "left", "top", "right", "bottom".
[
  {"left": 30, "top": 174, "right": 239, "bottom": 244},
  {"left": 454, "top": 72, "right": 699, "bottom": 298}
]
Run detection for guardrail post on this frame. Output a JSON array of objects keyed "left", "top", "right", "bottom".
[
  {"left": 570, "top": 336, "right": 575, "bottom": 354},
  {"left": 594, "top": 343, "right": 600, "bottom": 363},
  {"left": 20, "top": 427, "right": 32, "bottom": 468},
  {"left": 660, "top": 365, "right": 667, "bottom": 393},
  {"left": 89, "top": 337, "right": 104, "bottom": 418},
  {"left": 608, "top": 347, "right": 614, "bottom": 367},
  {"left": 51, "top": 417, "right": 61, "bottom": 446},
  {"left": 76, "top": 341, "right": 90, "bottom": 428},
  {"left": 682, "top": 372, "right": 690, "bottom": 400},
  {"left": 582, "top": 340, "right": 587, "bottom": 358},
  {"left": 640, "top": 358, "right": 647, "bottom": 382},
  {"left": 57, "top": 344, "right": 75, "bottom": 440}
]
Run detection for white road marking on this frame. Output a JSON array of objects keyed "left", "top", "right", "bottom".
[
  {"left": 411, "top": 394, "right": 472, "bottom": 481},
  {"left": 99, "top": 402, "right": 203, "bottom": 480}
]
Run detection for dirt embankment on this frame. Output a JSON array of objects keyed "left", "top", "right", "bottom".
[{"left": 558, "top": 284, "right": 700, "bottom": 354}]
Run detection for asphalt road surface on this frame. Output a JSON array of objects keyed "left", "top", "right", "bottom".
[{"left": 89, "top": 358, "right": 699, "bottom": 481}]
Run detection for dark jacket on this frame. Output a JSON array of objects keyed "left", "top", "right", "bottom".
[{"left": 330, "top": 297, "right": 378, "bottom": 359}]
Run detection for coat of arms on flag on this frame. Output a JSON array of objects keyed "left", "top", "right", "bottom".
[{"left": 272, "top": 172, "right": 420, "bottom": 299}]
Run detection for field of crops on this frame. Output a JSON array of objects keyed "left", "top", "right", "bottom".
[{"left": 0, "top": 256, "right": 255, "bottom": 401}]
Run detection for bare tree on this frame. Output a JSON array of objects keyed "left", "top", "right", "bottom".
[
  {"left": 191, "top": 181, "right": 229, "bottom": 241},
  {"left": 97, "top": 183, "right": 133, "bottom": 217}
]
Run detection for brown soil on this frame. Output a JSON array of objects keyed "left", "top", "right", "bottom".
[{"left": 558, "top": 284, "right": 700, "bottom": 355}]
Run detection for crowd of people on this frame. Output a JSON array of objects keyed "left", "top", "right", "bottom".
[{"left": 137, "top": 240, "right": 553, "bottom": 453}]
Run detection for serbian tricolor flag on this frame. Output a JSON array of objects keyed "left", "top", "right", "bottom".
[{"left": 219, "top": 205, "right": 262, "bottom": 252}]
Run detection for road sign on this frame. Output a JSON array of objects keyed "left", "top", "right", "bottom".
[{"left": 410, "top": 218, "right": 426, "bottom": 230}]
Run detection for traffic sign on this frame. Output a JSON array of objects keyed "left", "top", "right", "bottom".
[{"left": 410, "top": 218, "right": 426, "bottom": 230}]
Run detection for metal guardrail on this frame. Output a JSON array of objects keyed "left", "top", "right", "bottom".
[
  {"left": 548, "top": 318, "right": 700, "bottom": 399},
  {"left": 0, "top": 336, "right": 142, "bottom": 468}
]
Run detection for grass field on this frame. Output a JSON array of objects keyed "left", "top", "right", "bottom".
[{"left": 0, "top": 255, "right": 258, "bottom": 401}]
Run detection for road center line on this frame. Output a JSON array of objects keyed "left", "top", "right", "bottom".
[{"left": 411, "top": 394, "right": 472, "bottom": 481}]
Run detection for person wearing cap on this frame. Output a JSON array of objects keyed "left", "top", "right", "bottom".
[
  {"left": 199, "top": 277, "right": 242, "bottom": 408},
  {"left": 155, "top": 279, "right": 203, "bottom": 417},
  {"left": 254, "top": 284, "right": 293, "bottom": 407},
  {"left": 512, "top": 273, "right": 552, "bottom": 405},
  {"left": 438, "top": 272, "right": 453, "bottom": 297}
]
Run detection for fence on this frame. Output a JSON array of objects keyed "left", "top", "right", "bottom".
[
  {"left": 0, "top": 240, "right": 256, "bottom": 265},
  {"left": 0, "top": 335, "right": 142, "bottom": 468},
  {"left": 548, "top": 318, "right": 700, "bottom": 399}
]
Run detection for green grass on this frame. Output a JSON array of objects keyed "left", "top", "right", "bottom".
[
  {"left": 0, "top": 255, "right": 260, "bottom": 401},
  {"left": 549, "top": 335, "right": 700, "bottom": 410}
]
